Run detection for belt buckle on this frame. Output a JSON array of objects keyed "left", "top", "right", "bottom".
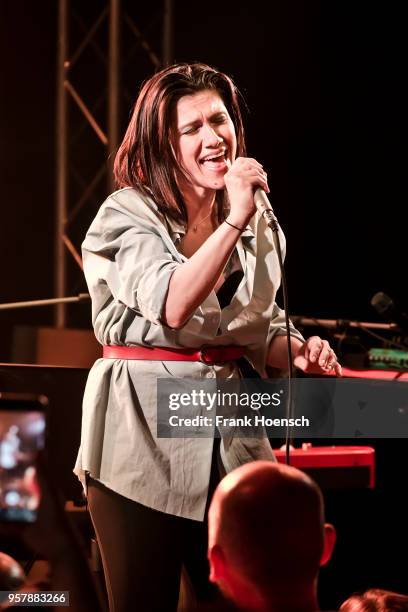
[{"left": 198, "top": 346, "right": 215, "bottom": 365}]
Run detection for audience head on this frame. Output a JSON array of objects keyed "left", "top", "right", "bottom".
[
  {"left": 340, "top": 588, "right": 408, "bottom": 612},
  {"left": 0, "top": 551, "right": 26, "bottom": 591},
  {"left": 208, "top": 461, "right": 336, "bottom": 611}
]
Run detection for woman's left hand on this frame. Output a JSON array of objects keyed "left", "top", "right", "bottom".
[{"left": 293, "top": 336, "right": 342, "bottom": 377}]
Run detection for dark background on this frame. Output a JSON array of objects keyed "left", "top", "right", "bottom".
[
  {"left": 0, "top": 2, "right": 406, "bottom": 607},
  {"left": 0, "top": 0, "right": 406, "bottom": 360}
]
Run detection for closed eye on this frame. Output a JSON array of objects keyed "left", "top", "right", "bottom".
[
  {"left": 180, "top": 114, "right": 228, "bottom": 135},
  {"left": 182, "top": 125, "right": 200, "bottom": 135},
  {"left": 211, "top": 115, "right": 228, "bottom": 125}
]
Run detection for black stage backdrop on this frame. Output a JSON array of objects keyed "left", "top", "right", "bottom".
[
  {"left": 0, "top": 0, "right": 406, "bottom": 360},
  {"left": 0, "top": 3, "right": 407, "bottom": 606}
]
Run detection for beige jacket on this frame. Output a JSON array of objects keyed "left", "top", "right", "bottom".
[{"left": 74, "top": 187, "right": 303, "bottom": 520}]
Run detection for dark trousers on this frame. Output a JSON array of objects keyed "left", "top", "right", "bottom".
[{"left": 87, "top": 440, "right": 221, "bottom": 612}]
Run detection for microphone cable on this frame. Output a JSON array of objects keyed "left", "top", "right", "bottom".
[{"left": 260, "top": 206, "right": 295, "bottom": 466}]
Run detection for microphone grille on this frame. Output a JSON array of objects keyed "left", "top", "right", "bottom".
[{"left": 371, "top": 292, "right": 393, "bottom": 316}]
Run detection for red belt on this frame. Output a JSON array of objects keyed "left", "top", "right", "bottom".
[{"left": 103, "top": 345, "right": 245, "bottom": 365}]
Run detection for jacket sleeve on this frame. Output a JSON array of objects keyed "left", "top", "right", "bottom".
[
  {"left": 82, "top": 197, "right": 180, "bottom": 326},
  {"left": 267, "top": 302, "right": 305, "bottom": 347}
]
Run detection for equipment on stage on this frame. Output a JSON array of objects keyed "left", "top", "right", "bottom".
[
  {"left": 274, "top": 444, "right": 375, "bottom": 489},
  {"left": 292, "top": 309, "right": 408, "bottom": 372},
  {"left": 371, "top": 291, "right": 408, "bottom": 335},
  {"left": 367, "top": 348, "right": 408, "bottom": 370}
]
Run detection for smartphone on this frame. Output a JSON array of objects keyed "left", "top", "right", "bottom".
[{"left": 0, "top": 392, "right": 47, "bottom": 523}]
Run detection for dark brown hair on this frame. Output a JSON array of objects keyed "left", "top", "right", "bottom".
[
  {"left": 340, "top": 589, "right": 408, "bottom": 612},
  {"left": 113, "top": 62, "right": 246, "bottom": 223}
]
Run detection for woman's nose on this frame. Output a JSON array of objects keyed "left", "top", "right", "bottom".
[{"left": 202, "top": 124, "right": 223, "bottom": 147}]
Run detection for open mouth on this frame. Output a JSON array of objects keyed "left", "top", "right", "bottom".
[{"left": 199, "top": 150, "right": 228, "bottom": 170}]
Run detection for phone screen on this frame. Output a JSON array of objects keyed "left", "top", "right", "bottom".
[{"left": 0, "top": 393, "right": 47, "bottom": 522}]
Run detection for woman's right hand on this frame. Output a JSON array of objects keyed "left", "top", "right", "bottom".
[
  {"left": 165, "top": 157, "right": 269, "bottom": 328},
  {"left": 224, "top": 157, "right": 270, "bottom": 227}
]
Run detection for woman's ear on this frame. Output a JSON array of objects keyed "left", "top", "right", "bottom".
[{"left": 320, "top": 523, "right": 337, "bottom": 567}]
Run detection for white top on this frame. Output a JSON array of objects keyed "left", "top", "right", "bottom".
[{"left": 74, "top": 187, "right": 304, "bottom": 520}]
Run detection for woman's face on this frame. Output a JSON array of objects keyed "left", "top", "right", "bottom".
[{"left": 172, "top": 89, "right": 237, "bottom": 197}]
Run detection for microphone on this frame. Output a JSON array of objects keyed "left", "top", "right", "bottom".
[
  {"left": 371, "top": 292, "right": 408, "bottom": 333},
  {"left": 253, "top": 188, "right": 279, "bottom": 231}
]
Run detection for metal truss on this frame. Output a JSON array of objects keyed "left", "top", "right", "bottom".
[{"left": 55, "top": 0, "right": 173, "bottom": 327}]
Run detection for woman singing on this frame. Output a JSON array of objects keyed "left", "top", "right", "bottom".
[{"left": 74, "top": 62, "right": 341, "bottom": 611}]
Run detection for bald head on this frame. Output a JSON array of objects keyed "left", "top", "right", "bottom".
[{"left": 208, "top": 461, "right": 326, "bottom": 594}]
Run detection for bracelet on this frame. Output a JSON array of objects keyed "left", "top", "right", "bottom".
[{"left": 224, "top": 219, "right": 245, "bottom": 232}]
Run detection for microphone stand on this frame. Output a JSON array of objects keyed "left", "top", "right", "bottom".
[
  {"left": 290, "top": 316, "right": 397, "bottom": 331},
  {"left": 0, "top": 294, "right": 90, "bottom": 311},
  {"left": 291, "top": 315, "right": 408, "bottom": 352}
]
